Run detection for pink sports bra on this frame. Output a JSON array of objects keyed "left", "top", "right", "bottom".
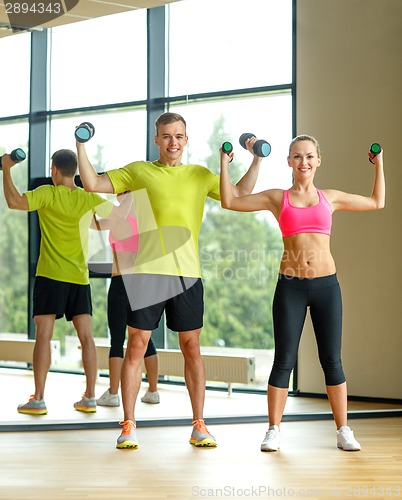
[
  {"left": 278, "top": 189, "right": 332, "bottom": 238},
  {"left": 108, "top": 215, "right": 139, "bottom": 253}
]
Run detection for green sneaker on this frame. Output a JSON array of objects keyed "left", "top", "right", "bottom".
[
  {"left": 17, "top": 395, "right": 48, "bottom": 415},
  {"left": 189, "top": 419, "right": 217, "bottom": 447}
]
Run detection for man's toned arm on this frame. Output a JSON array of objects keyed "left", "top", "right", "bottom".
[
  {"left": 2, "top": 154, "right": 29, "bottom": 210},
  {"left": 230, "top": 137, "right": 263, "bottom": 196},
  {"left": 76, "top": 142, "right": 114, "bottom": 193}
]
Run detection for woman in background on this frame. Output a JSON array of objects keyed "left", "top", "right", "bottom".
[{"left": 94, "top": 191, "right": 160, "bottom": 407}]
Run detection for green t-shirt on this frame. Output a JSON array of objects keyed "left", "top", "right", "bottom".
[
  {"left": 107, "top": 160, "right": 220, "bottom": 277},
  {"left": 24, "top": 185, "right": 109, "bottom": 284}
]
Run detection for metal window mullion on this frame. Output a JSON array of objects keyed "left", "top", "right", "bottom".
[
  {"left": 27, "top": 29, "right": 48, "bottom": 339},
  {"left": 146, "top": 6, "right": 165, "bottom": 162},
  {"left": 146, "top": 6, "right": 167, "bottom": 349}
]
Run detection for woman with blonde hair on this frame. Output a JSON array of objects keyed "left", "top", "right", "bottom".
[{"left": 219, "top": 135, "right": 385, "bottom": 452}]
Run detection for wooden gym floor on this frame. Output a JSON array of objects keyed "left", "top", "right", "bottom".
[{"left": 1, "top": 419, "right": 401, "bottom": 500}]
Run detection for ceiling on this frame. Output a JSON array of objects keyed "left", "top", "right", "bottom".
[{"left": 0, "top": 0, "right": 179, "bottom": 38}]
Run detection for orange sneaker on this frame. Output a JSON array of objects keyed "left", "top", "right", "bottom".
[
  {"left": 189, "top": 419, "right": 217, "bottom": 447},
  {"left": 17, "top": 395, "right": 48, "bottom": 415},
  {"left": 116, "top": 420, "right": 138, "bottom": 449}
]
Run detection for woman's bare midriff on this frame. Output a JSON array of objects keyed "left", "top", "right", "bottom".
[{"left": 279, "top": 233, "right": 336, "bottom": 278}]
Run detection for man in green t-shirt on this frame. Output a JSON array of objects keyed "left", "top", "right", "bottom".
[
  {"left": 77, "top": 112, "right": 264, "bottom": 449},
  {"left": 2, "top": 149, "right": 108, "bottom": 416}
]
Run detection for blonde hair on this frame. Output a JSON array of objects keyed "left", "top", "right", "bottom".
[{"left": 289, "top": 134, "right": 321, "bottom": 158}]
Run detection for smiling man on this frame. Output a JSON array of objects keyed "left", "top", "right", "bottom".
[{"left": 76, "top": 112, "right": 263, "bottom": 450}]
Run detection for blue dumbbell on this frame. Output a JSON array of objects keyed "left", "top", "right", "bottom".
[
  {"left": 0, "top": 148, "right": 26, "bottom": 170},
  {"left": 75, "top": 122, "right": 95, "bottom": 143},
  {"left": 239, "top": 133, "right": 271, "bottom": 157}
]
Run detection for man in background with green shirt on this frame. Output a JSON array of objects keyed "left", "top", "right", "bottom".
[
  {"left": 77, "top": 112, "right": 264, "bottom": 449},
  {"left": 2, "top": 149, "right": 108, "bottom": 416}
]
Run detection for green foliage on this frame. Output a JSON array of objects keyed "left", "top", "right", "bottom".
[
  {"left": 195, "top": 117, "right": 283, "bottom": 349},
  {"left": 0, "top": 153, "right": 29, "bottom": 332},
  {"left": 89, "top": 278, "right": 109, "bottom": 338},
  {"left": 199, "top": 209, "right": 282, "bottom": 350}
]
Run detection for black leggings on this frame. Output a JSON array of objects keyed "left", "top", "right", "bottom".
[
  {"left": 108, "top": 275, "right": 157, "bottom": 359},
  {"left": 268, "top": 273, "right": 346, "bottom": 389}
]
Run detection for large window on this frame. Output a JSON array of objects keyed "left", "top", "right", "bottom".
[
  {"left": 0, "top": 0, "right": 294, "bottom": 390},
  {"left": 49, "top": 109, "right": 147, "bottom": 175},
  {"left": 0, "top": 33, "right": 31, "bottom": 117},
  {"left": 44, "top": 10, "right": 149, "bottom": 371},
  {"left": 50, "top": 10, "right": 147, "bottom": 110},
  {"left": 163, "top": 0, "right": 293, "bottom": 389},
  {"left": 167, "top": 0, "right": 292, "bottom": 95}
]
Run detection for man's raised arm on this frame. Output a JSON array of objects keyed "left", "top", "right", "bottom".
[
  {"left": 76, "top": 142, "right": 114, "bottom": 194},
  {"left": 231, "top": 136, "right": 263, "bottom": 197},
  {"left": 2, "top": 154, "right": 29, "bottom": 210}
]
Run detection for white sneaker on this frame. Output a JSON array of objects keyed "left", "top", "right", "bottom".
[
  {"left": 260, "top": 425, "right": 281, "bottom": 452},
  {"left": 96, "top": 389, "right": 120, "bottom": 407},
  {"left": 140, "top": 390, "right": 160, "bottom": 404},
  {"left": 337, "top": 426, "right": 361, "bottom": 451}
]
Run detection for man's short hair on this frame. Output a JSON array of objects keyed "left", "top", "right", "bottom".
[
  {"left": 155, "top": 112, "right": 186, "bottom": 133},
  {"left": 51, "top": 149, "right": 78, "bottom": 177}
]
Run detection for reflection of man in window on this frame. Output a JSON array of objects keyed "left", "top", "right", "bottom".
[
  {"left": 2, "top": 149, "right": 109, "bottom": 416},
  {"left": 77, "top": 112, "right": 263, "bottom": 449}
]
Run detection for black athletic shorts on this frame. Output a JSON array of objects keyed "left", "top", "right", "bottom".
[
  {"left": 108, "top": 275, "right": 158, "bottom": 358},
  {"left": 121, "top": 274, "right": 204, "bottom": 332},
  {"left": 33, "top": 276, "right": 92, "bottom": 321}
]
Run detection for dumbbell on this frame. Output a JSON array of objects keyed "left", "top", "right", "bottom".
[
  {"left": 239, "top": 133, "right": 271, "bottom": 158},
  {"left": 369, "top": 143, "right": 381, "bottom": 164},
  {"left": 221, "top": 141, "right": 234, "bottom": 162},
  {"left": 75, "top": 122, "right": 95, "bottom": 143},
  {"left": 0, "top": 148, "right": 26, "bottom": 170},
  {"left": 222, "top": 141, "right": 233, "bottom": 154}
]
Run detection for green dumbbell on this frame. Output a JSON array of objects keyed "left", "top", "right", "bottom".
[
  {"left": 222, "top": 142, "right": 234, "bottom": 162},
  {"left": 369, "top": 143, "right": 381, "bottom": 164}
]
